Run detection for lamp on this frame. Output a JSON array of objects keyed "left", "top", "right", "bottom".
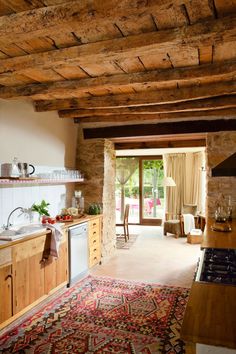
[
  {"left": 163, "top": 176, "right": 176, "bottom": 221},
  {"left": 162, "top": 176, "right": 176, "bottom": 187}
]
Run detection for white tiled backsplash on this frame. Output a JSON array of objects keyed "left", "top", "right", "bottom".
[
  {"left": 0, "top": 165, "right": 70, "bottom": 228},
  {"left": 0, "top": 184, "right": 67, "bottom": 227}
]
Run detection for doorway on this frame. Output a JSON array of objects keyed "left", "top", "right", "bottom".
[
  {"left": 115, "top": 156, "right": 164, "bottom": 226},
  {"left": 140, "top": 157, "right": 164, "bottom": 226}
]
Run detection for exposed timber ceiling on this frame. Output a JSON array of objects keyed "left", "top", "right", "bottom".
[{"left": 0, "top": 0, "right": 236, "bottom": 147}]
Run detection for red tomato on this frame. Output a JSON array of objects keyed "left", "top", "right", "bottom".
[{"left": 42, "top": 216, "right": 48, "bottom": 224}]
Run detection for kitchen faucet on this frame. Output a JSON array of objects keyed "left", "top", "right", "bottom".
[{"left": 3, "top": 207, "right": 31, "bottom": 230}]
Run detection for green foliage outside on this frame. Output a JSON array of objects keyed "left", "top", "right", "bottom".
[{"left": 115, "top": 158, "right": 164, "bottom": 198}]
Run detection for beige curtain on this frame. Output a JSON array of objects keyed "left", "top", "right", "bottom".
[
  {"left": 164, "top": 152, "right": 204, "bottom": 215},
  {"left": 163, "top": 153, "right": 186, "bottom": 215}
]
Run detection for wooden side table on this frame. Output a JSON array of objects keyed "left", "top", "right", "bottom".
[{"left": 196, "top": 214, "right": 206, "bottom": 231}]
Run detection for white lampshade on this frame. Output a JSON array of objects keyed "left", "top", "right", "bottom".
[{"left": 162, "top": 176, "right": 176, "bottom": 187}]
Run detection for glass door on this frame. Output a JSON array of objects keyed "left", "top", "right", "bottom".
[
  {"left": 115, "top": 157, "right": 139, "bottom": 224},
  {"left": 140, "top": 157, "right": 164, "bottom": 225}
]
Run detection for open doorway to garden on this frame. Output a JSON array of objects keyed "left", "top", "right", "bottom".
[{"left": 116, "top": 156, "right": 164, "bottom": 225}]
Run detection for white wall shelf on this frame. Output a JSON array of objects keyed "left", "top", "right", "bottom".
[{"left": 0, "top": 178, "right": 84, "bottom": 185}]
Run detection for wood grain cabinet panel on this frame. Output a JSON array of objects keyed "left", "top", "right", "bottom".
[
  {"left": 0, "top": 247, "right": 13, "bottom": 324},
  {"left": 44, "top": 230, "right": 68, "bottom": 294},
  {"left": 12, "top": 236, "right": 46, "bottom": 314}
]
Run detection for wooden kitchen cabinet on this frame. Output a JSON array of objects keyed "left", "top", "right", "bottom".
[
  {"left": 0, "top": 248, "right": 13, "bottom": 324},
  {"left": 12, "top": 235, "right": 46, "bottom": 314},
  {"left": 44, "top": 230, "right": 68, "bottom": 294},
  {"left": 88, "top": 216, "right": 101, "bottom": 268},
  {"left": 0, "top": 229, "right": 69, "bottom": 328}
]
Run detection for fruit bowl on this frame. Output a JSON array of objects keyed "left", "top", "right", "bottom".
[{"left": 56, "top": 214, "right": 73, "bottom": 222}]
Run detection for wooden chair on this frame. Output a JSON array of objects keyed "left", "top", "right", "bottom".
[
  {"left": 116, "top": 204, "right": 130, "bottom": 242},
  {"left": 163, "top": 212, "right": 183, "bottom": 238}
]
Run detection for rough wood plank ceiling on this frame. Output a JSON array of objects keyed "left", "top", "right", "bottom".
[{"left": 0, "top": 0, "right": 236, "bottom": 142}]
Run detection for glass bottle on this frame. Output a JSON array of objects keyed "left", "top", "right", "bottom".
[
  {"left": 11, "top": 157, "right": 20, "bottom": 178},
  {"left": 227, "top": 196, "right": 233, "bottom": 222}
]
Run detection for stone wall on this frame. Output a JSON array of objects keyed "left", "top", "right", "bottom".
[
  {"left": 206, "top": 131, "right": 236, "bottom": 218},
  {"left": 76, "top": 128, "right": 116, "bottom": 262}
]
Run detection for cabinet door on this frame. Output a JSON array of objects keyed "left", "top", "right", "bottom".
[
  {"left": 12, "top": 236, "right": 46, "bottom": 314},
  {"left": 44, "top": 231, "right": 68, "bottom": 294},
  {"left": 56, "top": 231, "right": 68, "bottom": 287},
  {"left": 0, "top": 264, "right": 12, "bottom": 323}
]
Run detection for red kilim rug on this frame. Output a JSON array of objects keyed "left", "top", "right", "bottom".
[{"left": 0, "top": 276, "right": 189, "bottom": 353}]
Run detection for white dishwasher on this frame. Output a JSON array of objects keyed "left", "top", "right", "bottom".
[{"left": 68, "top": 222, "right": 88, "bottom": 286}]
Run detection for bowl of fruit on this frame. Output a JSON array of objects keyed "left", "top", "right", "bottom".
[
  {"left": 55, "top": 208, "right": 75, "bottom": 222},
  {"left": 55, "top": 214, "right": 73, "bottom": 222}
]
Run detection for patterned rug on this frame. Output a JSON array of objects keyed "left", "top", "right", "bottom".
[
  {"left": 116, "top": 234, "right": 139, "bottom": 249},
  {"left": 0, "top": 275, "right": 189, "bottom": 353}
]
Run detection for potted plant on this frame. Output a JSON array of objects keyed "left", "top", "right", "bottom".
[
  {"left": 31, "top": 200, "right": 50, "bottom": 222},
  {"left": 87, "top": 203, "right": 102, "bottom": 215}
]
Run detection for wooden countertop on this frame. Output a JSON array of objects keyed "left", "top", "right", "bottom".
[
  {"left": 181, "top": 282, "right": 236, "bottom": 349},
  {"left": 0, "top": 214, "right": 102, "bottom": 250},
  {"left": 201, "top": 218, "right": 236, "bottom": 249},
  {"left": 181, "top": 218, "right": 236, "bottom": 349}
]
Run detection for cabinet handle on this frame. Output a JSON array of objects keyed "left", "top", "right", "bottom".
[
  {"left": 93, "top": 240, "right": 97, "bottom": 243},
  {"left": 94, "top": 257, "right": 97, "bottom": 260},
  {"left": 93, "top": 231, "right": 97, "bottom": 235},
  {"left": 5, "top": 273, "right": 13, "bottom": 316},
  {"left": 5, "top": 274, "right": 12, "bottom": 281},
  {"left": 93, "top": 248, "right": 97, "bottom": 252},
  {"left": 93, "top": 223, "right": 97, "bottom": 226}
]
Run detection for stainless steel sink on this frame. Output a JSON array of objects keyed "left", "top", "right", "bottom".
[{"left": 0, "top": 224, "right": 47, "bottom": 240}]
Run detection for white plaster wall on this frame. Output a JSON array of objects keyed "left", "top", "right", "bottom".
[
  {"left": 0, "top": 99, "right": 78, "bottom": 227},
  {"left": 0, "top": 99, "right": 77, "bottom": 167}
]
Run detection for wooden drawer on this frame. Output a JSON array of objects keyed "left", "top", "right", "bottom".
[
  {"left": 0, "top": 248, "right": 12, "bottom": 266},
  {"left": 89, "top": 234, "right": 100, "bottom": 248},
  {"left": 13, "top": 235, "right": 46, "bottom": 262},
  {"left": 89, "top": 218, "right": 100, "bottom": 231},
  {"left": 89, "top": 243, "right": 100, "bottom": 257},
  {"left": 89, "top": 249, "right": 101, "bottom": 268},
  {"left": 89, "top": 226, "right": 99, "bottom": 240}
]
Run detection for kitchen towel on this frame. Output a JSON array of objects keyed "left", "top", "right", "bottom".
[
  {"left": 183, "top": 214, "right": 195, "bottom": 234},
  {"left": 46, "top": 223, "right": 63, "bottom": 258}
]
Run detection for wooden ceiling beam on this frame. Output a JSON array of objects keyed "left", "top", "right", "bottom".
[
  {"left": 115, "top": 139, "right": 206, "bottom": 150},
  {"left": 59, "top": 96, "right": 236, "bottom": 118},
  {"left": 74, "top": 109, "right": 236, "bottom": 123},
  {"left": 83, "top": 119, "right": 236, "bottom": 139},
  {"left": 1, "top": 15, "right": 236, "bottom": 75},
  {"left": 0, "top": 0, "right": 165, "bottom": 44},
  {"left": 2, "top": 61, "right": 236, "bottom": 100},
  {"left": 35, "top": 81, "right": 236, "bottom": 111}
]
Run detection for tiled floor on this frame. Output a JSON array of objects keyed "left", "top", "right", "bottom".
[{"left": 91, "top": 225, "right": 201, "bottom": 288}]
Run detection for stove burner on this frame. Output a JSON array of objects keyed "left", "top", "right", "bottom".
[{"left": 198, "top": 248, "right": 236, "bottom": 286}]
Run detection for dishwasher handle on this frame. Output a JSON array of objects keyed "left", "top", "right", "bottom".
[{"left": 69, "top": 222, "right": 88, "bottom": 236}]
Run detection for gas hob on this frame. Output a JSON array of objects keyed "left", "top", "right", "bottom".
[{"left": 195, "top": 248, "right": 236, "bottom": 286}]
